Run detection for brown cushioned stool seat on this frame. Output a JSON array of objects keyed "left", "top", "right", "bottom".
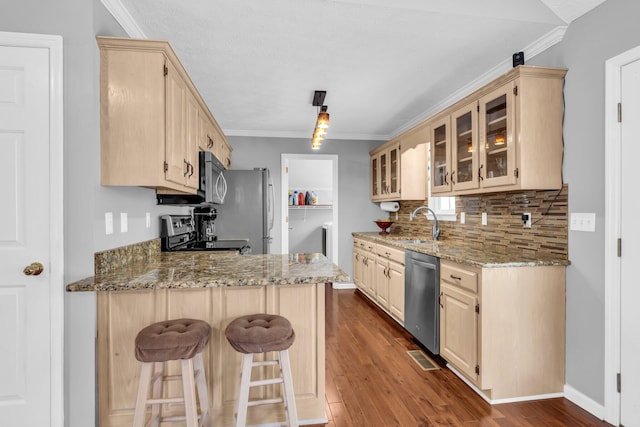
[
  {"left": 135, "top": 318, "right": 211, "bottom": 362},
  {"left": 133, "top": 318, "right": 211, "bottom": 427},
  {"left": 225, "top": 313, "right": 298, "bottom": 427},
  {"left": 225, "top": 313, "right": 295, "bottom": 354}
]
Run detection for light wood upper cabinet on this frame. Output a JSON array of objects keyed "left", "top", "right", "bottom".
[
  {"left": 370, "top": 142, "right": 401, "bottom": 201},
  {"left": 430, "top": 115, "right": 452, "bottom": 194},
  {"left": 98, "top": 36, "right": 231, "bottom": 192},
  {"left": 451, "top": 101, "right": 479, "bottom": 192}
]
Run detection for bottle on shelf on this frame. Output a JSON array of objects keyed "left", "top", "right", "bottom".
[
  {"left": 293, "top": 190, "right": 299, "bottom": 206},
  {"left": 298, "top": 191, "right": 305, "bottom": 205}
]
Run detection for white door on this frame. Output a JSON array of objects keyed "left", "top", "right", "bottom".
[
  {"left": 0, "top": 43, "right": 53, "bottom": 426},
  {"left": 620, "top": 58, "right": 640, "bottom": 426}
]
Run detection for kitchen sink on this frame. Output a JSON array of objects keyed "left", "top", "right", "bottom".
[{"left": 397, "top": 239, "right": 430, "bottom": 244}]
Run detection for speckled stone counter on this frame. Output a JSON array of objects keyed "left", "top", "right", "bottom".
[
  {"left": 67, "top": 252, "right": 349, "bottom": 292},
  {"left": 353, "top": 232, "right": 570, "bottom": 268}
]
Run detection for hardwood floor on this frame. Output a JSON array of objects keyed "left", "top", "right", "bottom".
[{"left": 314, "top": 285, "right": 611, "bottom": 427}]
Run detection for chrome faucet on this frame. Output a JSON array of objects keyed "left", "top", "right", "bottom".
[{"left": 410, "top": 206, "right": 440, "bottom": 241}]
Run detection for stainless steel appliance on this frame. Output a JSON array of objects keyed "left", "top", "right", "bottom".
[
  {"left": 404, "top": 250, "right": 440, "bottom": 354},
  {"left": 214, "top": 168, "right": 274, "bottom": 254},
  {"left": 160, "top": 213, "right": 250, "bottom": 253},
  {"left": 156, "top": 151, "right": 227, "bottom": 206}
]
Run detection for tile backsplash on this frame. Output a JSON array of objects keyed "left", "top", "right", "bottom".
[{"left": 388, "top": 185, "right": 568, "bottom": 259}]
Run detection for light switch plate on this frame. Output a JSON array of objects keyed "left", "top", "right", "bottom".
[
  {"left": 460, "top": 212, "right": 465, "bottom": 224},
  {"left": 120, "top": 213, "right": 128, "bottom": 233},
  {"left": 105, "top": 212, "right": 113, "bottom": 235},
  {"left": 482, "top": 212, "right": 487, "bottom": 226},
  {"left": 570, "top": 212, "right": 596, "bottom": 232},
  {"left": 146, "top": 212, "right": 151, "bottom": 228}
]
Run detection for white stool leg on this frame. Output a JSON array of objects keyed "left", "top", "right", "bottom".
[
  {"left": 279, "top": 350, "right": 299, "bottom": 427},
  {"left": 235, "top": 353, "right": 254, "bottom": 427},
  {"left": 193, "top": 353, "right": 210, "bottom": 426},
  {"left": 181, "top": 358, "right": 199, "bottom": 427},
  {"left": 132, "top": 362, "right": 153, "bottom": 427},
  {"left": 149, "top": 361, "right": 164, "bottom": 427}
]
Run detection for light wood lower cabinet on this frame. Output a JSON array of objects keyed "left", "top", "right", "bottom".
[
  {"left": 352, "top": 238, "right": 405, "bottom": 324},
  {"left": 439, "top": 260, "right": 566, "bottom": 401},
  {"left": 97, "top": 284, "right": 325, "bottom": 427}
]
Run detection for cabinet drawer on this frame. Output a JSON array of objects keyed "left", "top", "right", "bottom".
[
  {"left": 441, "top": 261, "right": 478, "bottom": 293},
  {"left": 376, "top": 244, "right": 405, "bottom": 265}
]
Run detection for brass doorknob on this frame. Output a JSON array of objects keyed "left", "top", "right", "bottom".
[{"left": 23, "top": 262, "right": 44, "bottom": 276}]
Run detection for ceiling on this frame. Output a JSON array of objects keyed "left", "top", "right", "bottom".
[{"left": 106, "top": 0, "right": 606, "bottom": 141}]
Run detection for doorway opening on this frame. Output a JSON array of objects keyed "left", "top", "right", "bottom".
[{"left": 281, "top": 154, "right": 338, "bottom": 265}]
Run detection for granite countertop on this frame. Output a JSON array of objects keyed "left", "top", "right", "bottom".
[
  {"left": 67, "top": 252, "right": 349, "bottom": 292},
  {"left": 353, "top": 232, "right": 570, "bottom": 268}
]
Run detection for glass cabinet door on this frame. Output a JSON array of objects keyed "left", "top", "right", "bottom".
[
  {"left": 371, "top": 155, "right": 379, "bottom": 199},
  {"left": 430, "top": 116, "right": 451, "bottom": 194},
  {"left": 479, "top": 82, "right": 516, "bottom": 188},
  {"left": 388, "top": 145, "right": 400, "bottom": 197},
  {"left": 451, "top": 102, "right": 478, "bottom": 191},
  {"left": 380, "top": 151, "right": 388, "bottom": 195}
]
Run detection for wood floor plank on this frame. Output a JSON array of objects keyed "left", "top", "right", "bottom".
[{"left": 311, "top": 285, "right": 613, "bottom": 427}]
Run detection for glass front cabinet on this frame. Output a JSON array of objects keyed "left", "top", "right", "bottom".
[
  {"left": 370, "top": 142, "right": 401, "bottom": 201},
  {"left": 428, "top": 66, "right": 566, "bottom": 196}
]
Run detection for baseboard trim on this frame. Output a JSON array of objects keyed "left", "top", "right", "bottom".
[
  {"left": 564, "top": 384, "right": 605, "bottom": 420},
  {"left": 332, "top": 282, "right": 356, "bottom": 290},
  {"left": 447, "top": 364, "right": 564, "bottom": 404}
]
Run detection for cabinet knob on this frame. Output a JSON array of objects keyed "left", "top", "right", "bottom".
[
  {"left": 444, "top": 171, "right": 449, "bottom": 185},
  {"left": 451, "top": 171, "right": 456, "bottom": 185},
  {"left": 439, "top": 292, "right": 443, "bottom": 308},
  {"left": 184, "top": 160, "right": 189, "bottom": 177},
  {"left": 450, "top": 274, "right": 462, "bottom": 281},
  {"left": 478, "top": 164, "right": 484, "bottom": 182}
]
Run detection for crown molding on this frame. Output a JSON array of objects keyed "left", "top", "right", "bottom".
[
  {"left": 224, "top": 129, "right": 388, "bottom": 141},
  {"left": 101, "top": 0, "right": 146, "bottom": 38},
  {"left": 390, "top": 25, "right": 567, "bottom": 138}
]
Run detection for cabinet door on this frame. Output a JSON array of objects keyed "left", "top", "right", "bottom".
[
  {"left": 185, "top": 91, "right": 200, "bottom": 189},
  {"left": 451, "top": 102, "right": 479, "bottom": 191},
  {"left": 388, "top": 261, "right": 404, "bottom": 322},
  {"left": 430, "top": 116, "right": 451, "bottom": 194},
  {"left": 165, "top": 60, "right": 188, "bottom": 186},
  {"left": 379, "top": 151, "right": 388, "bottom": 197},
  {"left": 479, "top": 82, "right": 516, "bottom": 188},
  {"left": 375, "top": 260, "right": 389, "bottom": 309},
  {"left": 364, "top": 252, "right": 377, "bottom": 297},
  {"left": 440, "top": 283, "right": 478, "bottom": 382},
  {"left": 370, "top": 155, "right": 380, "bottom": 200},
  {"left": 387, "top": 144, "right": 401, "bottom": 199},
  {"left": 352, "top": 248, "right": 362, "bottom": 288}
]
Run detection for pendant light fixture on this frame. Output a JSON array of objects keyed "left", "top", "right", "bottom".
[{"left": 311, "top": 90, "right": 330, "bottom": 150}]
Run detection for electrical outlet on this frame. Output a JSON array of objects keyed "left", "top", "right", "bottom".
[
  {"left": 522, "top": 212, "right": 532, "bottom": 228},
  {"left": 146, "top": 212, "right": 151, "bottom": 228},
  {"left": 105, "top": 212, "right": 113, "bottom": 235},
  {"left": 120, "top": 212, "right": 128, "bottom": 233},
  {"left": 481, "top": 212, "right": 487, "bottom": 226},
  {"left": 460, "top": 212, "right": 465, "bottom": 224}
]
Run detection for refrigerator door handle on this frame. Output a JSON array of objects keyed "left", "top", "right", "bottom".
[{"left": 267, "top": 180, "right": 275, "bottom": 232}]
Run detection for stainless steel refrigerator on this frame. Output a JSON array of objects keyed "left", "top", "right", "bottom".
[{"left": 214, "top": 168, "right": 274, "bottom": 254}]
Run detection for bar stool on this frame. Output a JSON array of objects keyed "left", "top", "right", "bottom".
[
  {"left": 225, "top": 314, "right": 299, "bottom": 427},
  {"left": 132, "top": 318, "right": 211, "bottom": 427}
]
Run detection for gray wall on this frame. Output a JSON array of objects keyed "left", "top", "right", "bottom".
[
  {"left": 228, "top": 136, "right": 382, "bottom": 277},
  {"left": 529, "top": 0, "right": 640, "bottom": 406}
]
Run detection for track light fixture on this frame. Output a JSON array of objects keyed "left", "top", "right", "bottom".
[{"left": 311, "top": 91, "right": 330, "bottom": 150}]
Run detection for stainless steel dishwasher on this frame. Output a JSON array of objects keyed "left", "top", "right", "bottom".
[{"left": 404, "top": 250, "right": 440, "bottom": 354}]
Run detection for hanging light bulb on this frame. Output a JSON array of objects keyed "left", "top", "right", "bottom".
[{"left": 316, "top": 105, "right": 330, "bottom": 129}]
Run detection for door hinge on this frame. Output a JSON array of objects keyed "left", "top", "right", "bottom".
[
  {"left": 285, "top": 166, "right": 288, "bottom": 173},
  {"left": 514, "top": 168, "right": 519, "bottom": 178},
  {"left": 285, "top": 216, "right": 288, "bottom": 223},
  {"left": 513, "top": 85, "right": 518, "bottom": 96},
  {"left": 477, "top": 104, "right": 480, "bottom": 112},
  {"left": 618, "top": 238, "right": 622, "bottom": 257},
  {"left": 617, "top": 372, "right": 621, "bottom": 393},
  {"left": 475, "top": 365, "right": 480, "bottom": 375},
  {"left": 163, "top": 161, "right": 168, "bottom": 172},
  {"left": 618, "top": 102, "right": 622, "bottom": 123},
  {"left": 475, "top": 304, "right": 480, "bottom": 314},
  {"left": 163, "top": 64, "right": 168, "bottom": 76}
]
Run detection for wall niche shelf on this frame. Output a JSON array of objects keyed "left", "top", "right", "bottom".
[{"left": 289, "top": 204, "right": 333, "bottom": 210}]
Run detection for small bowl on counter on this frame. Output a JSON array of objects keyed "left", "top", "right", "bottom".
[{"left": 374, "top": 220, "right": 394, "bottom": 235}]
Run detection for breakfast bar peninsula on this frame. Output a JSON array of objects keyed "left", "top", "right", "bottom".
[{"left": 67, "top": 249, "right": 348, "bottom": 427}]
